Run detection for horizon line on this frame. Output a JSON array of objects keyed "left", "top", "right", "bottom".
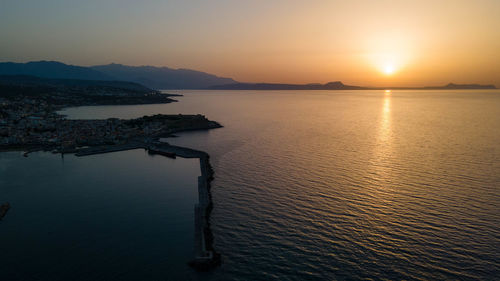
[{"left": 1, "top": 59, "right": 497, "bottom": 89}]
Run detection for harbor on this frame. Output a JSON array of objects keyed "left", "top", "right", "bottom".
[
  {"left": 0, "top": 83, "right": 222, "bottom": 270},
  {"left": 75, "top": 141, "right": 221, "bottom": 270}
]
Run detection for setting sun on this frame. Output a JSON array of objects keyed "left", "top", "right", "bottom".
[
  {"left": 384, "top": 64, "right": 395, "bottom": 75},
  {"left": 366, "top": 50, "right": 407, "bottom": 80}
]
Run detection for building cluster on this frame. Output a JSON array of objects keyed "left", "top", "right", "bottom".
[{"left": 0, "top": 96, "right": 178, "bottom": 150}]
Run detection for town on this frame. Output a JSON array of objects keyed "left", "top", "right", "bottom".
[{"left": 0, "top": 76, "right": 220, "bottom": 153}]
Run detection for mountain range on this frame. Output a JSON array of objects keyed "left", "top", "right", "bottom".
[
  {"left": 0, "top": 61, "right": 236, "bottom": 89},
  {"left": 90, "top": 63, "right": 236, "bottom": 89},
  {"left": 0, "top": 61, "right": 496, "bottom": 90}
]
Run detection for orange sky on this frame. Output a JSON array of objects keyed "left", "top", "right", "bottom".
[{"left": 1, "top": 0, "right": 499, "bottom": 86}]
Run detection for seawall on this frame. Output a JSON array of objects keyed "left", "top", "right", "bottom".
[
  {"left": 76, "top": 141, "right": 221, "bottom": 270},
  {"left": 148, "top": 142, "right": 221, "bottom": 270}
]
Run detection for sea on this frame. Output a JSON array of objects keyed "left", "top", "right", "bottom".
[{"left": 2, "top": 90, "right": 499, "bottom": 280}]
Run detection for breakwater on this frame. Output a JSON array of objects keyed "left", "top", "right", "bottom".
[
  {"left": 75, "top": 142, "right": 147, "bottom": 156},
  {"left": 76, "top": 141, "right": 221, "bottom": 270},
  {"left": 147, "top": 142, "right": 221, "bottom": 270}
]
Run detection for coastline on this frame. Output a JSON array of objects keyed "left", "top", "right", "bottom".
[{"left": 1, "top": 80, "right": 223, "bottom": 270}]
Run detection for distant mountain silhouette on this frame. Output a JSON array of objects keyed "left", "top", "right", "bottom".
[
  {"left": 0, "top": 61, "right": 112, "bottom": 81},
  {"left": 0, "top": 61, "right": 236, "bottom": 89},
  {"left": 91, "top": 63, "right": 236, "bottom": 89},
  {"left": 0, "top": 61, "right": 495, "bottom": 90},
  {"left": 0, "top": 75, "right": 154, "bottom": 93},
  {"left": 210, "top": 81, "right": 496, "bottom": 90},
  {"left": 0, "top": 75, "right": 174, "bottom": 105},
  {"left": 432, "top": 83, "right": 497, "bottom": 89},
  {"left": 209, "top": 81, "right": 364, "bottom": 90}
]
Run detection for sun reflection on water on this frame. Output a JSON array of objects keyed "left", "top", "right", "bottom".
[
  {"left": 369, "top": 90, "right": 393, "bottom": 188},
  {"left": 380, "top": 90, "right": 392, "bottom": 142}
]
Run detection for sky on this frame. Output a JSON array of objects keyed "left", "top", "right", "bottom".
[{"left": 1, "top": 0, "right": 499, "bottom": 86}]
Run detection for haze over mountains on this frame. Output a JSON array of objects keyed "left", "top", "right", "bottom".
[
  {"left": 0, "top": 61, "right": 112, "bottom": 81},
  {"left": 0, "top": 61, "right": 496, "bottom": 90},
  {"left": 0, "top": 61, "right": 236, "bottom": 89},
  {"left": 90, "top": 63, "right": 236, "bottom": 89}
]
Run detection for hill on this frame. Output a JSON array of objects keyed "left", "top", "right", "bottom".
[
  {"left": 0, "top": 75, "right": 174, "bottom": 106},
  {"left": 0, "top": 61, "right": 112, "bottom": 81},
  {"left": 426, "top": 83, "right": 497, "bottom": 90},
  {"left": 91, "top": 63, "right": 236, "bottom": 89}
]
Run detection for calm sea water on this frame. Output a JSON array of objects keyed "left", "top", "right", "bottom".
[
  {"left": 0, "top": 149, "right": 202, "bottom": 280},
  {"left": 56, "top": 90, "right": 500, "bottom": 279}
]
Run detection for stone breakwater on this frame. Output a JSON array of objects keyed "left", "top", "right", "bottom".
[
  {"left": 148, "top": 142, "right": 221, "bottom": 270},
  {"left": 76, "top": 141, "right": 221, "bottom": 270}
]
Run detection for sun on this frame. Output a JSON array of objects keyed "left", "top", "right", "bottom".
[
  {"left": 367, "top": 52, "right": 407, "bottom": 77},
  {"left": 383, "top": 64, "right": 395, "bottom": 75}
]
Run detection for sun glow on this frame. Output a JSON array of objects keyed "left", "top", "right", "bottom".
[
  {"left": 384, "top": 64, "right": 395, "bottom": 75},
  {"left": 366, "top": 52, "right": 407, "bottom": 77},
  {"left": 375, "top": 55, "right": 404, "bottom": 76},
  {"left": 364, "top": 32, "right": 414, "bottom": 79}
]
